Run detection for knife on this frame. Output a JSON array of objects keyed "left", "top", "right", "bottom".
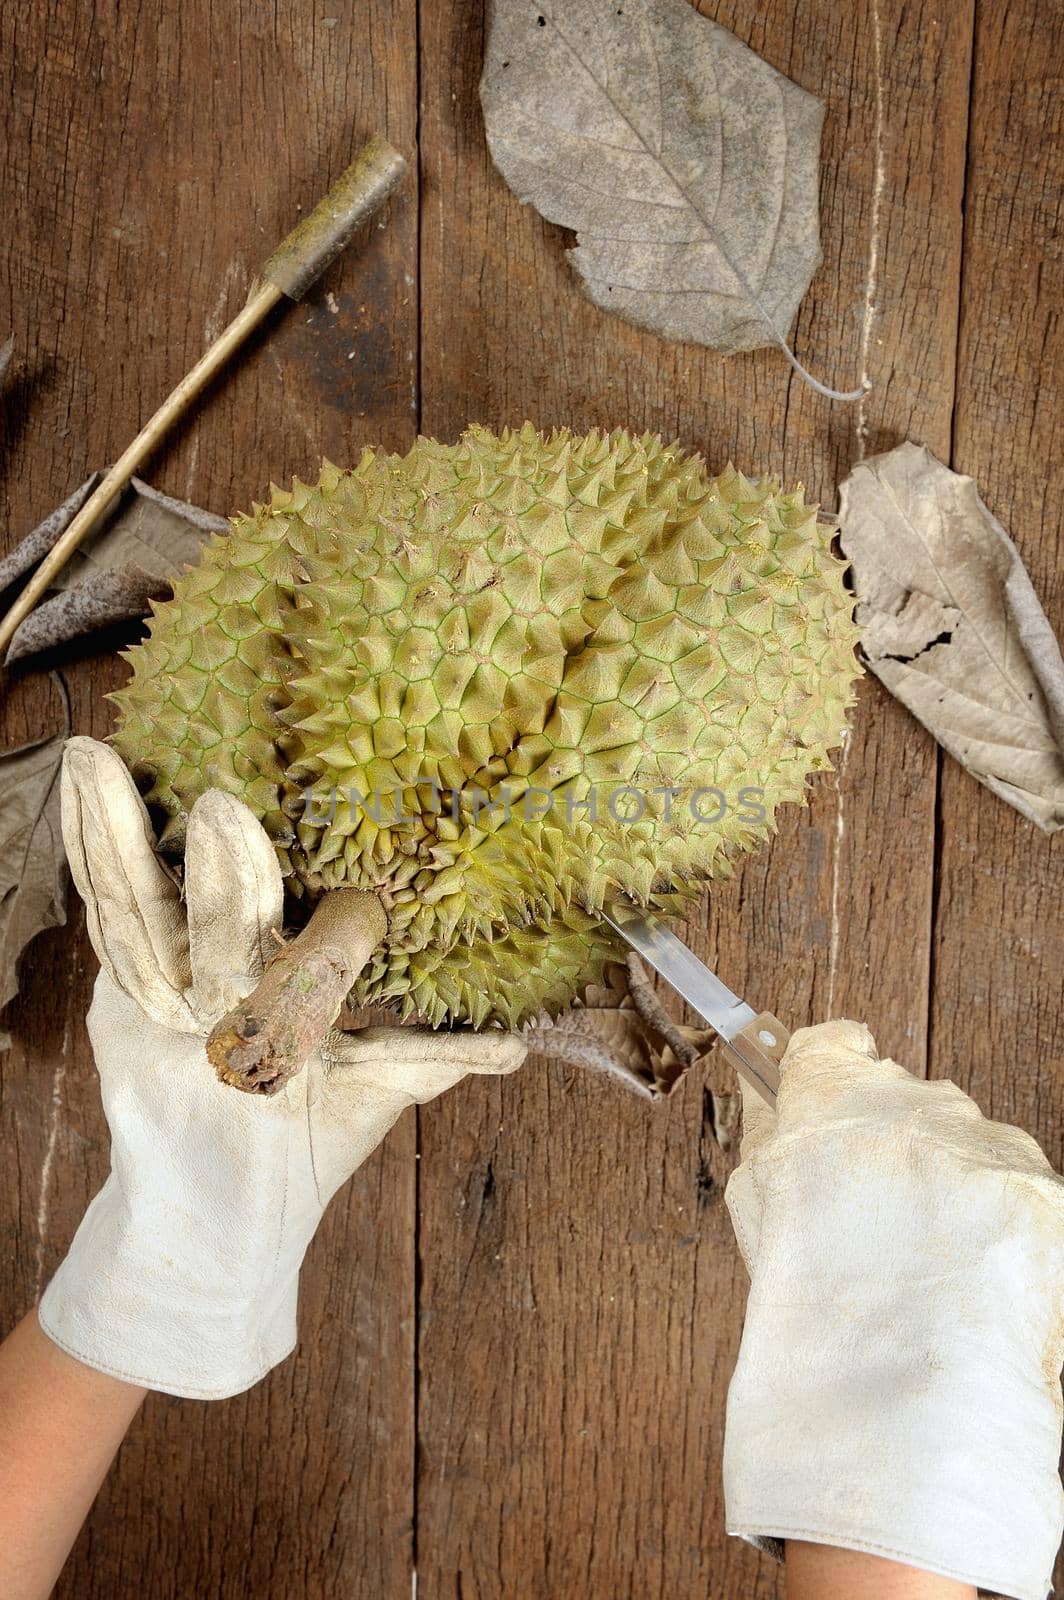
[{"left": 602, "top": 908, "right": 789, "bottom": 1107}]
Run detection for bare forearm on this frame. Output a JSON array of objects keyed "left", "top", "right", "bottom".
[
  {"left": 0, "top": 1310, "right": 146, "bottom": 1600},
  {"left": 786, "top": 1542, "right": 978, "bottom": 1600}
]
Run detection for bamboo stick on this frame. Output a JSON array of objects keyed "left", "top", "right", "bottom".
[{"left": 0, "top": 134, "right": 406, "bottom": 657}]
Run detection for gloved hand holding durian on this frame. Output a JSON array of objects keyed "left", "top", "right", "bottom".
[{"left": 39, "top": 737, "right": 524, "bottom": 1400}]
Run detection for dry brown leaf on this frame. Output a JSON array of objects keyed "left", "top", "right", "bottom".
[
  {"left": 1, "top": 476, "right": 227, "bottom": 663},
  {"left": 481, "top": 0, "right": 857, "bottom": 398},
  {"left": 839, "top": 442, "right": 1064, "bottom": 832},
  {"left": 525, "top": 959, "right": 715, "bottom": 1100},
  {"left": 0, "top": 704, "right": 70, "bottom": 1047},
  {"left": 0, "top": 478, "right": 96, "bottom": 593}
]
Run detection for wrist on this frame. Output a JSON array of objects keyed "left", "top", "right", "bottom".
[
  {"left": 0, "top": 1312, "right": 146, "bottom": 1600},
  {"left": 785, "top": 1542, "right": 977, "bottom": 1600}
]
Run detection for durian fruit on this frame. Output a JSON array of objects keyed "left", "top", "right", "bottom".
[{"left": 112, "top": 423, "right": 860, "bottom": 1053}]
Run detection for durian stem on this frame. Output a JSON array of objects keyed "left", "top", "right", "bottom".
[{"left": 206, "top": 889, "right": 387, "bottom": 1095}]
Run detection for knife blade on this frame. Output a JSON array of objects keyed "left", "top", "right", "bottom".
[{"left": 602, "top": 908, "right": 788, "bottom": 1106}]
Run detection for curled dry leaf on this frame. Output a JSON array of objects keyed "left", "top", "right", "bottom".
[
  {"left": 0, "top": 692, "right": 70, "bottom": 1046},
  {"left": 481, "top": 0, "right": 858, "bottom": 398},
  {"left": 839, "top": 442, "right": 1064, "bottom": 832},
  {"left": 525, "top": 959, "right": 716, "bottom": 1100},
  {"left": 709, "top": 1088, "right": 739, "bottom": 1154},
  {"left": 0, "top": 476, "right": 227, "bottom": 664}
]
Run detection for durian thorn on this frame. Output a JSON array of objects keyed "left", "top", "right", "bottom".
[{"left": 206, "top": 888, "right": 387, "bottom": 1096}]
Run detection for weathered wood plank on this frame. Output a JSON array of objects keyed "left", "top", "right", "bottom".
[
  {"left": 938, "top": 0, "right": 1064, "bottom": 1581},
  {"left": 940, "top": 0, "right": 1063, "bottom": 1147},
  {"left": 0, "top": 1, "right": 420, "bottom": 1594},
  {"left": 414, "top": 1, "right": 971, "bottom": 1594}
]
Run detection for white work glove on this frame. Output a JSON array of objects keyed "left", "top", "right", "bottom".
[
  {"left": 723, "top": 1019, "right": 1064, "bottom": 1600},
  {"left": 39, "top": 737, "right": 524, "bottom": 1400}
]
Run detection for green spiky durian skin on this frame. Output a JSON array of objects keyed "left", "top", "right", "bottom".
[{"left": 111, "top": 425, "right": 861, "bottom": 1029}]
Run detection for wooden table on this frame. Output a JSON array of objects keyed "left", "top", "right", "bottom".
[{"left": 2, "top": 1, "right": 1061, "bottom": 1594}]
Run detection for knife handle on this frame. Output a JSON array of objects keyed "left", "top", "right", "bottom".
[{"left": 720, "top": 1012, "right": 790, "bottom": 1106}]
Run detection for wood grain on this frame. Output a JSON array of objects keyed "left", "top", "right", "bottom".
[
  {"left": 939, "top": 0, "right": 1064, "bottom": 1149},
  {"left": 413, "top": 2, "right": 973, "bottom": 1595},
  {"left": 1, "top": 1, "right": 419, "bottom": 1595},
  {"left": 935, "top": 2, "right": 1064, "bottom": 1582},
  {"left": 1, "top": 0, "right": 1060, "bottom": 1595}
]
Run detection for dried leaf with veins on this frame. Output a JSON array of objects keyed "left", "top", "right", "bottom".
[
  {"left": 0, "top": 476, "right": 227, "bottom": 664},
  {"left": 839, "top": 442, "right": 1064, "bottom": 832},
  {"left": 481, "top": 0, "right": 860, "bottom": 398},
  {"left": 0, "top": 703, "right": 70, "bottom": 1047}
]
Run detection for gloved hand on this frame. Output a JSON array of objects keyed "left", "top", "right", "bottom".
[
  {"left": 723, "top": 1019, "right": 1064, "bottom": 1600},
  {"left": 39, "top": 737, "right": 524, "bottom": 1400}
]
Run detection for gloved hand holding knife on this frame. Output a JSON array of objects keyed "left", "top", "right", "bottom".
[
  {"left": 608, "top": 907, "right": 1064, "bottom": 1600},
  {"left": 724, "top": 1019, "right": 1064, "bottom": 1600}
]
